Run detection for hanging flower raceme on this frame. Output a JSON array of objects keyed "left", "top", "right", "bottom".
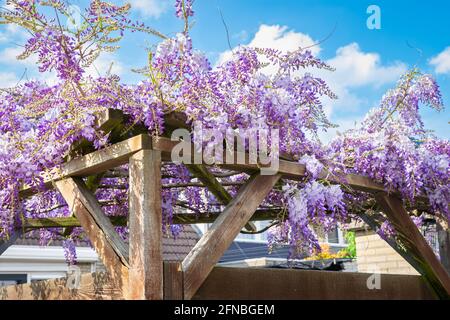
[
  {"left": 21, "top": 28, "right": 84, "bottom": 81},
  {"left": 326, "top": 70, "right": 449, "bottom": 220},
  {"left": 175, "top": 0, "right": 195, "bottom": 18},
  {"left": 275, "top": 180, "right": 347, "bottom": 257}
]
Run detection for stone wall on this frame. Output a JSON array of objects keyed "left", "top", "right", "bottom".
[{"left": 355, "top": 230, "right": 418, "bottom": 275}]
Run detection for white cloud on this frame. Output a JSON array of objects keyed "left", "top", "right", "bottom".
[
  {"left": 0, "top": 46, "right": 37, "bottom": 66},
  {"left": 215, "top": 24, "right": 408, "bottom": 135},
  {"left": 250, "top": 25, "right": 320, "bottom": 55},
  {"left": 0, "top": 24, "right": 29, "bottom": 43},
  {"left": 128, "top": 0, "right": 170, "bottom": 18},
  {"left": 325, "top": 43, "right": 407, "bottom": 88},
  {"left": 232, "top": 30, "right": 249, "bottom": 43},
  {"left": 430, "top": 47, "right": 450, "bottom": 74},
  {"left": 0, "top": 72, "right": 19, "bottom": 88},
  {"left": 318, "top": 43, "right": 407, "bottom": 116},
  {"left": 318, "top": 117, "right": 362, "bottom": 143},
  {"left": 217, "top": 24, "right": 319, "bottom": 67}
]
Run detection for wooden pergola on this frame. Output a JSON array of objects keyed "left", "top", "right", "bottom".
[{"left": 0, "top": 109, "right": 449, "bottom": 300}]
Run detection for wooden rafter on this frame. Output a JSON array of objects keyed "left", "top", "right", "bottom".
[
  {"left": 19, "top": 133, "right": 423, "bottom": 199},
  {"left": 19, "top": 208, "right": 284, "bottom": 229},
  {"left": 20, "top": 134, "right": 152, "bottom": 197}
]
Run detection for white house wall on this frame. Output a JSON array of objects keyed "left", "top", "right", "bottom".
[{"left": 0, "top": 245, "right": 99, "bottom": 283}]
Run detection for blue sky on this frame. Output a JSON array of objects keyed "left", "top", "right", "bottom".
[{"left": 0, "top": 0, "right": 449, "bottom": 139}]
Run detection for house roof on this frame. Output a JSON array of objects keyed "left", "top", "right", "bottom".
[
  {"left": 220, "top": 241, "right": 294, "bottom": 263},
  {"left": 14, "top": 225, "right": 201, "bottom": 262},
  {"left": 220, "top": 240, "right": 346, "bottom": 263}
]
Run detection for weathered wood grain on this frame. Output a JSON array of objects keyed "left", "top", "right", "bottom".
[
  {"left": 128, "top": 149, "right": 163, "bottom": 300},
  {"left": 20, "top": 134, "right": 152, "bottom": 197},
  {"left": 163, "top": 261, "right": 184, "bottom": 300}
]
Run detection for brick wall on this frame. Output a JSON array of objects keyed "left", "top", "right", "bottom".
[{"left": 355, "top": 230, "right": 418, "bottom": 275}]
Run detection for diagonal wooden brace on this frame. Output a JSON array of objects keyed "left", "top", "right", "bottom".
[
  {"left": 55, "top": 177, "right": 129, "bottom": 296},
  {"left": 375, "top": 193, "right": 450, "bottom": 298},
  {"left": 182, "top": 173, "right": 281, "bottom": 300}
]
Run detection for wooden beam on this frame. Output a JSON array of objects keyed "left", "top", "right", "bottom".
[
  {"left": 96, "top": 109, "right": 125, "bottom": 132},
  {"left": 182, "top": 173, "right": 281, "bottom": 300},
  {"left": 151, "top": 136, "right": 390, "bottom": 194},
  {"left": 61, "top": 173, "right": 106, "bottom": 237},
  {"left": 55, "top": 178, "right": 129, "bottom": 293},
  {"left": 22, "top": 216, "right": 127, "bottom": 229},
  {"left": 163, "top": 261, "right": 184, "bottom": 300},
  {"left": 20, "top": 134, "right": 152, "bottom": 197},
  {"left": 0, "top": 272, "right": 123, "bottom": 300},
  {"left": 128, "top": 149, "right": 163, "bottom": 300},
  {"left": 20, "top": 133, "right": 424, "bottom": 203},
  {"left": 68, "top": 109, "right": 125, "bottom": 159},
  {"left": 375, "top": 193, "right": 450, "bottom": 298},
  {"left": 21, "top": 208, "right": 284, "bottom": 229}
]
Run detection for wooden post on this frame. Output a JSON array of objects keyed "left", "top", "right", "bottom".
[
  {"left": 182, "top": 173, "right": 281, "bottom": 300},
  {"left": 164, "top": 261, "right": 184, "bottom": 300},
  {"left": 375, "top": 193, "right": 450, "bottom": 298},
  {"left": 128, "top": 149, "right": 163, "bottom": 300}
]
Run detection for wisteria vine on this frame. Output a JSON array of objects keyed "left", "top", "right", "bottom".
[{"left": 0, "top": 0, "right": 448, "bottom": 264}]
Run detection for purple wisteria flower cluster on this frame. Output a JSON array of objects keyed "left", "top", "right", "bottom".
[
  {"left": 175, "top": 0, "right": 194, "bottom": 18},
  {"left": 326, "top": 70, "right": 449, "bottom": 219},
  {"left": 0, "top": 0, "right": 448, "bottom": 263}
]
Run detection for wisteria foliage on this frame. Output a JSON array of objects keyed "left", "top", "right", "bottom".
[{"left": 0, "top": 0, "right": 448, "bottom": 264}]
